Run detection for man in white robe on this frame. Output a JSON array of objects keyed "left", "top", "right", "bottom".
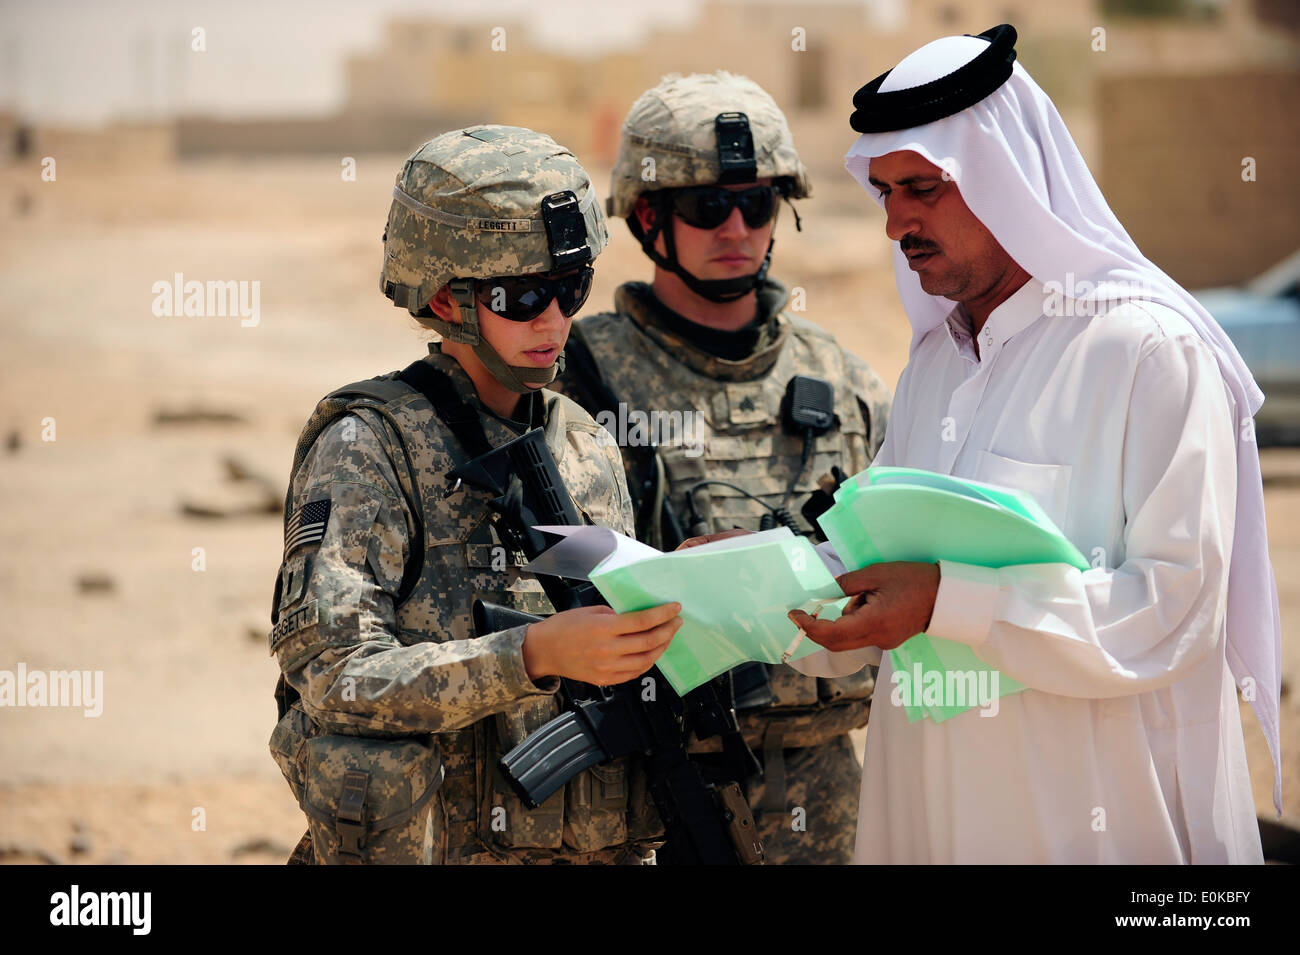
[{"left": 787, "top": 24, "right": 1281, "bottom": 864}]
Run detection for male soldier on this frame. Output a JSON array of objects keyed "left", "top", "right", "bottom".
[
  {"left": 267, "top": 126, "right": 683, "bottom": 864},
  {"left": 557, "top": 73, "right": 892, "bottom": 864}
]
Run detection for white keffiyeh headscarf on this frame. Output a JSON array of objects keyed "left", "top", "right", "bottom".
[{"left": 846, "top": 31, "right": 1284, "bottom": 814}]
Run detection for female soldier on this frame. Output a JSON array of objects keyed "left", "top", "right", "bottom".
[{"left": 268, "top": 126, "right": 681, "bottom": 864}]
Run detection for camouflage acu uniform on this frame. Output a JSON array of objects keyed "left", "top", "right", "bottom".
[
  {"left": 269, "top": 126, "right": 661, "bottom": 864},
  {"left": 269, "top": 349, "right": 662, "bottom": 864},
  {"left": 559, "top": 280, "right": 890, "bottom": 864},
  {"left": 558, "top": 72, "right": 894, "bottom": 864}
]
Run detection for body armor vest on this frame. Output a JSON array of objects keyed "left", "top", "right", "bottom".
[
  {"left": 567, "top": 288, "right": 876, "bottom": 750},
  {"left": 272, "top": 359, "right": 657, "bottom": 861}
]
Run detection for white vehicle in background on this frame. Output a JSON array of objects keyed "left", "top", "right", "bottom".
[{"left": 1193, "top": 250, "right": 1300, "bottom": 447}]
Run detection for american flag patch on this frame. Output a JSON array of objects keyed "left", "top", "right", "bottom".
[{"left": 285, "top": 498, "right": 331, "bottom": 556}]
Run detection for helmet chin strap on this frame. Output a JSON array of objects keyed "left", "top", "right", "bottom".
[
  {"left": 629, "top": 193, "right": 774, "bottom": 304},
  {"left": 422, "top": 280, "right": 562, "bottom": 394}
]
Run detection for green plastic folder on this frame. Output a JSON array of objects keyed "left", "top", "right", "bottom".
[
  {"left": 817, "top": 467, "right": 1089, "bottom": 723},
  {"left": 586, "top": 529, "right": 846, "bottom": 696}
]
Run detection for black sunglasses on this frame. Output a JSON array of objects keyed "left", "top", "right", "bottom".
[
  {"left": 473, "top": 265, "right": 594, "bottom": 322},
  {"left": 669, "top": 184, "right": 780, "bottom": 230}
]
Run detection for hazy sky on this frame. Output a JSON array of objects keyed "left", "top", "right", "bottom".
[{"left": 1, "top": 0, "right": 900, "bottom": 125}]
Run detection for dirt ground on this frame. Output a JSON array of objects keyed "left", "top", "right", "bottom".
[{"left": 0, "top": 155, "right": 1295, "bottom": 864}]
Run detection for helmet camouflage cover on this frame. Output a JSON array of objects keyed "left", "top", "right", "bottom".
[
  {"left": 381, "top": 124, "right": 608, "bottom": 321},
  {"left": 607, "top": 71, "right": 811, "bottom": 219},
  {"left": 381, "top": 124, "right": 608, "bottom": 390}
]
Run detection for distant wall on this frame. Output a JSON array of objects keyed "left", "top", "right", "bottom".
[
  {"left": 20, "top": 122, "right": 175, "bottom": 166},
  {"left": 175, "top": 110, "right": 483, "bottom": 158},
  {"left": 1098, "top": 69, "right": 1300, "bottom": 288}
]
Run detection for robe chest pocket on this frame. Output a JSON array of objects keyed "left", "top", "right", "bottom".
[{"left": 974, "top": 449, "right": 1073, "bottom": 532}]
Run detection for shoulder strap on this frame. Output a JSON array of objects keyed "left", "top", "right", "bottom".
[
  {"left": 281, "top": 360, "right": 530, "bottom": 624},
  {"left": 284, "top": 377, "right": 417, "bottom": 535},
  {"left": 396, "top": 360, "right": 493, "bottom": 459},
  {"left": 562, "top": 325, "right": 685, "bottom": 548},
  {"left": 278, "top": 388, "right": 425, "bottom": 613},
  {"left": 281, "top": 370, "right": 457, "bottom": 616}
]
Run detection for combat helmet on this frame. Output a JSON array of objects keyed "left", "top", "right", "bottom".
[
  {"left": 607, "top": 71, "right": 811, "bottom": 302},
  {"left": 381, "top": 125, "right": 608, "bottom": 391}
]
